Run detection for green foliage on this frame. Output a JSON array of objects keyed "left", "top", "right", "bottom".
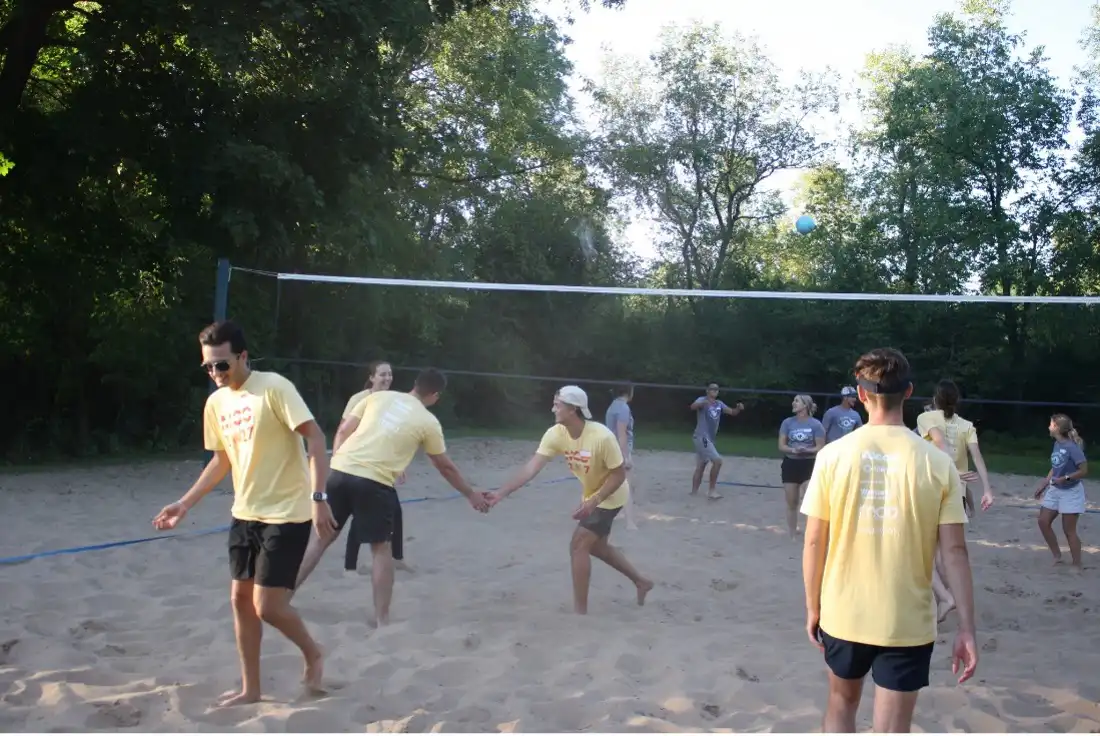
[{"left": 2, "top": 0, "right": 1100, "bottom": 463}]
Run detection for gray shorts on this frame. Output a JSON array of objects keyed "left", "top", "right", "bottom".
[
  {"left": 693, "top": 435, "right": 721, "bottom": 463},
  {"left": 578, "top": 506, "right": 620, "bottom": 538}
]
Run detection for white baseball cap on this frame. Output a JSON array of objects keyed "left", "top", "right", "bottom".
[
  {"left": 841, "top": 386, "right": 857, "bottom": 397},
  {"left": 557, "top": 385, "right": 592, "bottom": 419}
]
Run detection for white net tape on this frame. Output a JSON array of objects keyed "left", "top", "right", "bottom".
[{"left": 269, "top": 271, "right": 1100, "bottom": 305}]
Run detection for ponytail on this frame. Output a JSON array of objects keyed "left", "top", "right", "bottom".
[
  {"left": 934, "top": 380, "right": 960, "bottom": 420},
  {"left": 1052, "top": 414, "right": 1084, "bottom": 449},
  {"left": 1070, "top": 428, "right": 1085, "bottom": 449}
]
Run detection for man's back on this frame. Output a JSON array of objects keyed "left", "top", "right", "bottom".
[
  {"left": 331, "top": 391, "right": 445, "bottom": 486},
  {"left": 802, "top": 424, "right": 966, "bottom": 647}
]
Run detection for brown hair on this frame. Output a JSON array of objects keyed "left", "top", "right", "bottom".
[
  {"left": 933, "top": 379, "right": 960, "bottom": 419},
  {"left": 853, "top": 347, "right": 911, "bottom": 411},
  {"left": 1051, "top": 413, "right": 1084, "bottom": 449}
]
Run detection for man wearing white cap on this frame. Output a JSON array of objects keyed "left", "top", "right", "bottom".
[
  {"left": 487, "top": 386, "right": 654, "bottom": 614},
  {"left": 821, "top": 386, "right": 864, "bottom": 444}
]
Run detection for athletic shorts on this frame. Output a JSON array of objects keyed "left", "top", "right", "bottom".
[
  {"left": 578, "top": 505, "right": 620, "bottom": 538},
  {"left": 228, "top": 518, "right": 311, "bottom": 590},
  {"left": 781, "top": 457, "right": 816, "bottom": 485},
  {"left": 693, "top": 435, "right": 721, "bottom": 462},
  {"left": 1040, "top": 483, "right": 1087, "bottom": 515},
  {"left": 819, "top": 629, "right": 934, "bottom": 692},
  {"left": 327, "top": 469, "right": 399, "bottom": 545}
]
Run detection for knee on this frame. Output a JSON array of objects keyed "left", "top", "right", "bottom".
[
  {"left": 231, "top": 586, "right": 254, "bottom": 612},
  {"left": 1038, "top": 516, "right": 1052, "bottom": 531},
  {"left": 828, "top": 686, "right": 861, "bottom": 710},
  {"left": 570, "top": 535, "right": 594, "bottom": 556},
  {"left": 253, "top": 593, "right": 288, "bottom": 624}
]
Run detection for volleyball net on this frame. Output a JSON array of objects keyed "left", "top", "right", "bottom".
[{"left": 218, "top": 260, "right": 1100, "bottom": 454}]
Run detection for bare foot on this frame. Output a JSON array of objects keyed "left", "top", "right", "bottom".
[
  {"left": 626, "top": 521, "right": 639, "bottom": 531},
  {"left": 689, "top": 488, "right": 699, "bottom": 496},
  {"left": 1052, "top": 556, "right": 1064, "bottom": 566},
  {"left": 215, "top": 689, "right": 261, "bottom": 707},
  {"left": 707, "top": 491, "right": 723, "bottom": 500},
  {"left": 636, "top": 578, "right": 654, "bottom": 606},
  {"left": 394, "top": 560, "right": 415, "bottom": 573},
  {"left": 302, "top": 649, "right": 325, "bottom": 696},
  {"left": 937, "top": 599, "right": 956, "bottom": 623}
]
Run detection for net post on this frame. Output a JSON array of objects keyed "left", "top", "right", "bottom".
[{"left": 204, "top": 258, "right": 232, "bottom": 464}]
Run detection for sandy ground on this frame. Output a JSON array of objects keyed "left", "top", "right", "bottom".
[{"left": 0, "top": 438, "right": 1098, "bottom": 733}]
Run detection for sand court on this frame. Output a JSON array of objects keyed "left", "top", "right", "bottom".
[{"left": 1, "top": 438, "right": 1098, "bottom": 732}]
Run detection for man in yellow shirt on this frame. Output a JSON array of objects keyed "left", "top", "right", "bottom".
[
  {"left": 294, "top": 368, "right": 488, "bottom": 625},
  {"left": 487, "top": 386, "right": 654, "bottom": 614},
  {"left": 801, "top": 348, "right": 979, "bottom": 732},
  {"left": 153, "top": 321, "right": 336, "bottom": 707}
]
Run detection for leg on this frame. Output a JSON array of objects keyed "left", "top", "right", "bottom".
[
  {"left": 391, "top": 501, "right": 413, "bottom": 571},
  {"left": 343, "top": 523, "right": 361, "bottom": 572},
  {"left": 569, "top": 525, "right": 599, "bottom": 614},
  {"left": 296, "top": 527, "right": 338, "bottom": 589},
  {"left": 871, "top": 686, "right": 920, "bottom": 733},
  {"left": 823, "top": 671, "right": 864, "bottom": 733},
  {"left": 590, "top": 537, "right": 653, "bottom": 605},
  {"left": 783, "top": 483, "right": 801, "bottom": 538},
  {"left": 369, "top": 541, "right": 395, "bottom": 625},
  {"left": 253, "top": 586, "right": 325, "bottom": 694},
  {"left": 255, "top": 521, "right": 325, "bottom": 695},
  {"left": 707, "top": 458, "right": 723, "bottom": 499},
  {"left": 224, "top": 579, "right": 264, "bottom": 706},
  {"left": 691, "top": 457, "right": 707, "bottom": 495},
  {"left": 869, "top": 641, "right": 933, "bottom": 732},
  {"left": 1038, "top": 507, "right": 1062, "bottom": 563},
  {"left": 1062, "top": 514, "right": 1082, "bottom": 569},
  {"left": 623, "top": 472, "right": 639, "bottom": 531}
]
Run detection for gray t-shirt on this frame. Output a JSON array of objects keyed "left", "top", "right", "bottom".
[
  {"left": 605, "top": 397, "right": 634, "bottom": 454},
  {"left": 1050, "top": 439, "right": 1087, "bottom": 488},
  {"left": 693, "top": 397, "right": 728, "bottom": 442},
  {"left": 780, "top": 416, "right": 826, "bottom": 459},
  {"left": 822, "top": 406, "right": 863, "bottom": 443}
]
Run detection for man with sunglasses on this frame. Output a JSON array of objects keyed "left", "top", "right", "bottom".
[{"left": 153, "top": 320, "right": 337, "bottom": 707}]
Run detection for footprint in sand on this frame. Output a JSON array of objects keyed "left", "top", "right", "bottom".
[
  {"left": 84, "top": 700, "right": 143, "bottom": 729},
  {"left": 710, "top": 579, "right": 737, "bottom": 593},
  {"left": 0, "top": 639, "right": 19, "bottom": 665}
]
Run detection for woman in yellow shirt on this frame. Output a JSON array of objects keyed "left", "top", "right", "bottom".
[{"left": 917, "top": 380, "right": 993, "bottom": 621}]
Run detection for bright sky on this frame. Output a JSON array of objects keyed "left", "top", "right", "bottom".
[{"left": 543, "top": 0, "right": 1094, "bottom": 261}]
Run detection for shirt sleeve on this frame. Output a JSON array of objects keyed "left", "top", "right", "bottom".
[
  {"left": 422, "top": 417, "right": 447, "bottom": 456},
  {"left": 821, "top": 408, "right": 835, "bottom": 435},
  {"left": 203, "top": 396, "right": 223, "bottom": 452},
  {"left": 779, "top": 417, "right": 791, "bottom": 438},
  {"left": 965, "top": 423, "right": 978, "bottom": 445},
  {"left": 349, "top": 395, "right": 372, "bottom": 420},
  {"left": 342, "top": 391, "right": 367, "bottom": 418},
  {"left": 536, "top": 426, "right": 563, "bottom": 458},
  {"left": 812, "top": 419, "right": 826, "bottom": 439},
  {"left": 268, "top": 376, "right": 315, "bottom": 432},
  {"left": 854, "top": 413, "right": 864, "bottom": 428},
  {"left": 916, "top": 412, "right": 939, "bottom": 440},
  {"left": 800, "top": 450, "right": 831, "bottom": 520},
  {"left": 938, "top": 466, "right": 969, "bottom": 525},
  {"left": 601, "top": 429, "right": 625, "bottom": 470}
]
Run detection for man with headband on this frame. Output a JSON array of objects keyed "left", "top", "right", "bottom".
[{"left": 799, "top": 348, "right": 979, "bottom": 732}]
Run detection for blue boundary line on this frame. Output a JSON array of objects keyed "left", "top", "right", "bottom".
[{"left": 0, "top": 475, "right": 575, "bottom": 566}]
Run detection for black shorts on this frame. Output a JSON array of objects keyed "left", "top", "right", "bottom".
[
  {"left": 228, "top": 518, "right": 311, "bottom": 590},
  {"left": 820, "top": 630, "right": 934, "bottom": 692},
  {"left": 578, "top": 505, "right": 620, "bottom": 538},
  {"left": 781, "top": 457, "right": 816, "bottom": 485},
  {"left": 327, "top": 469, "right": 399, "bottom": 545}
]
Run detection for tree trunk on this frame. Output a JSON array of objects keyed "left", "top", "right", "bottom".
[{"left": 0, "top": 0, "right": 75, "bottom": 124}]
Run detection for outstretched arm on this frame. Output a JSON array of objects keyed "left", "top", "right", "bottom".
[
  {"left": 428, "top": 452, "right": 487, "bottom": 511},
  {"left": 690, "top": 398, "right": 707, "bottom": 410},
  {"left": 928, "top": 426, "right": 950, "bottom": 455},
  {"left": 180, "top": 451, "right": 231, "bottom": 510},
  {"left": 333, "top": 416, "right": 360, "bottom": 451},
  {"left": 490, "top": 454, "right": 551, "bottom": 504},
  {"left": 722, "top": 402, "right": 744, "bottom": 416}
]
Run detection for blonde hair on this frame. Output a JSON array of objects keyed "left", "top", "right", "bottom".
[
  {"left": 1052, "top": 413, "right": 1084, "bottom": 449},
  {"left": 795, "top": 394, "right": 818, "bottom": 416}
]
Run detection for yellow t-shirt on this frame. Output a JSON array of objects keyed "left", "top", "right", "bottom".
[
  {"left": 203, "top": 371, "right": 314, "bottom": 524},
  {"left": 800, "top": 424, "right": 967, "bottom": 647},
  {"left": 331, "top": 391, "right": 446, "bottom": 486},
  {"left": 536, "top": 422, "right": 629, "bottom": 510},
  {"left": 342, "top": 388, "right": 373, "bottom": 417},
  {"left": 916, "top": 410, "right": 977, "bottom": 473}
]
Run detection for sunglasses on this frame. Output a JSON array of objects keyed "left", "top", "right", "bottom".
[{"left": 202, "top": 358, "right": 234, "bottom": 374}]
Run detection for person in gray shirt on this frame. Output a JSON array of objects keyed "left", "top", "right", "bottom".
[
  {"left": 605, "top": 382, "right": 638, "bottom": 530},
  {"left": 821, "top": 386, "right": 864, "bottom": 444},
  {"left": 690, "top": 382, "right": 745, "bottom": 499},
  {"left": 778, "top": 394, "right": 826, "bottom": 538}
]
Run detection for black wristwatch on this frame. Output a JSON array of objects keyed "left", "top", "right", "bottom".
[{"left": 311, "top": 491, "right": 328, "bottom": 502}]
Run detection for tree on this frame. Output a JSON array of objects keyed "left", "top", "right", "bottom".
[{"left": 591, "top": 21, "right": 838, "bottom": 293}]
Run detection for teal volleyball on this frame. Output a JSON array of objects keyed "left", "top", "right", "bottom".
[{"left": 795, "top": 215, "right": 816, "bottom": 234}]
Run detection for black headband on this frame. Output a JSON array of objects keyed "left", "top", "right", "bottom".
[{"left": 857, "top": 376, "right": 913, "bottom": 395}]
